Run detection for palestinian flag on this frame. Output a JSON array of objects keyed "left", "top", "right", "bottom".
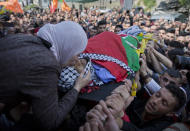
[
  {"left": 83, "top": 31, "right": 141, "bottom": 82},
  {"left": 121, "top": 35, "right": 140, "bottom": 72}
]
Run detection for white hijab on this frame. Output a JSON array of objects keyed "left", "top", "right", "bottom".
[{"left": 37, "top": 21, "right": 88, "bottom": 67}]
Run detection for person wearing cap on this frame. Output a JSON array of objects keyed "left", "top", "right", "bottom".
[{"left": 0, "top": 21, "right": 91, "bottom": 130}]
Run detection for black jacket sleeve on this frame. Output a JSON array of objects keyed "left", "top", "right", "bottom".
[{"left": 121, "top": 119, "right": 173, "bottom": 131}]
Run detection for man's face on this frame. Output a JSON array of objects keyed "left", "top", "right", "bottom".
[
  {"left": 181, "top": 23, "right": 186, "bottom": 30},
  {"left": 175, "top": 28, "right": 179, "bottom": 36},
  {"left": 166, "top": 33, "right": 175, "bottom": 41},
  {"left": 159, "top": 30, "right": 166, "bottom": 39},
  {"left": 143, "top": 27, "right": 150, "bottom": 32},
  {"left": 159, "top": 73, "right": 180, "bottom": 87},
  {"left": 90, "top": 28, "right": 97, "bottom": 37},
  {"left": 98, "top": 24, "right": 106, "bottom": 34},
  {"left": 150, "top": 25, "right": 157, "bottom": 33},
  {"left": 186, "top": 36, "right": 190, "bottom": 42},
  {"left": 114, "top": 27, "right": 122, "bottom": 33},
  {"left": 176, "top": 36, "right": 185, "bottom": 44},
  {"left": 179, "top": 69, "right": 188, "bottom": 84},
  {"left": 145, "top": 87, "right": 177, "bottom": 116},
  {"left": 146, "top": 20, "right": 151, "bottom": 26},
  {"left": 123, "top": 23, "right": 130, "bottom": 29}
]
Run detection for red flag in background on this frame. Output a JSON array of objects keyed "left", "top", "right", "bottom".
[
  {"left": 61, "top": 0, "right": 71, "bottom": 12},
  {"left": 50, "top": 0, "right": 58, "bottom": 13},
  {"left": 120, "top": 0, "right": 124, "bottom": 8},
  {"left": 0, "top": 0, "right": 23, "bottom": 14}
]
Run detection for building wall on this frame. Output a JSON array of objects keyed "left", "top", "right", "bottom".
[
  {"left": 41, "top": 0, "right": 49, "bottom": 8},
  {"left": 18, "top": 0, "right": 120, "bottom": 9},
  {"left": 59, "top": 0, "right": 120, "bottom": 9}
]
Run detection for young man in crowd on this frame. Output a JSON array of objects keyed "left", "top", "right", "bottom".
[
  {"left": 83, "top": 83, "right": 186, "bottom": 131},
  {"left": 97, "top": 20, "right": 107, "bottom": 34}
]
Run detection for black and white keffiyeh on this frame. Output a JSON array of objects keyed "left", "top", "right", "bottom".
[
  {"left": 58, "top": 66, "right": 79, "bottom": 92},
  {"left": 58, "top": 57, "right": 103, "bottom": 93},
  {"left": 79, "top": 53, "right": 135, "bottom": 77}
]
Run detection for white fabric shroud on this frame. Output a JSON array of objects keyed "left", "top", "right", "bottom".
[{"left": 37, "top": 21, "right": 88, "bottom": 67}]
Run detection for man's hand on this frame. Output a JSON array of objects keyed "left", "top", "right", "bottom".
[
  {"left": 105, "top": 94, "right": 125, "bottom": 118},
  {"left": 74, "top": 69, "right": 91, "bottom": 92},
  {"left": 139, "top": 58, "right": 148, "bottom": 77},
  {"left": 111, "top": 85, "right": 130, "bottom": 101},
  {"left": 100, "top": 100, "right": 120, "bottom": 131},
  {"left": 86, "top": 103, "right": 107, "bottom": 122},
  {"left": 124, "top": 95, "right": 134, "bottom": 110},
  {"left": 112, "top": 79, "right": 132, "bottom": 101},
  {"left": 79, "top": 121, "right": 101, "bottom": 131},
  {"left": 81, "top": 101, "right": 120, "bottom": 131}
]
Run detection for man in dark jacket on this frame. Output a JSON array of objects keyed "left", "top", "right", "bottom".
[
  {"left": 120, "top": 84, "right": 186, "bottom": 131},
  {"left": 84, "top": 84, "right": 187, "bottom": 131}
]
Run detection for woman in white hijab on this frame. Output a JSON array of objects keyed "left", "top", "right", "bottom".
[
  {"left": 0, "top": 21, "right": 91, "bottom": 130},
  {"left": 37, "top": 21, "right": 88, "bottom": 66}
]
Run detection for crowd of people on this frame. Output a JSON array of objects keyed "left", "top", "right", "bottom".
[{"left": 0, "top": 5, "right": 190, "bottom": 131}]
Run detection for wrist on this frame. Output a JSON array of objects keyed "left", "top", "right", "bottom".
[
  {"left": 141, "top": 71, "right": 148, "bottom": 77},
  {"left": 116, "top": 117, "right": 123, "bottom": 129},
  {"left": 74, "top": 85, "right": 81, "bottom": 92},
  {"left": 119, "top": 111, "right": 124, "bottom": 118}
]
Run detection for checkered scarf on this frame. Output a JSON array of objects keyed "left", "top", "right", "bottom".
[
  {"left": 58, "top": 53, "right": 134, "bottom": 93},
  {"left": 79, "top": 53, "right": 135, "bottom": 76},
  {"left": 58, "top": 57, "right": 103, "bottom": 93}
]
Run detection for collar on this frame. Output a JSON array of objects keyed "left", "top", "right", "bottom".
[{"left": 38, "top": 37, "right": 52, "bottom": 49}]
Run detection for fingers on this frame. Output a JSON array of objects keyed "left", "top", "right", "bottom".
[
  {"left": 94, "top": 104, "right": 102, "bottom": 111},
  {"left": 107, "top": 93, "right": 120, "bottom": 99},
  {"left": 99, "top": 100, "right": 116, "bottom": 123},
  {"left": 128, "top": 96, "right": 135, "bottom": 103},
  {"left": 99, "top": 100, "right": 110, "bottom": 115},
  {"left": 86, "top": 109, "right": 106, "bottom": 122},
  {"left": 124, "top": 79, "right": 132, "bottom": 86},
  {"left": 94, "top": 104, "right": 107, "bottom": 119},
  {"left": 124, "top": 96, "right": 135, "bottom": 109},
  {"left": 80, "top": 67, "right": 86, "bottom": 77},
  {"left": 79, "top": 126, "right": 84, "bottom": 131},
  {"left": 85, "top": 69, "right": 91, "bottom": 80},
  {"left": 81, "top": 119, "right": 105, "bottom": 131},
  {"left": 90, "top": 119, "right": 104, "bottom": 131},
  {"left": 91, "top": 121, "right": 100, "bottom": 131},
  {"left": 105, "top": 99, "right": 124, "bottom": 117},
  {"left": 111, "top": 85, "right": 130, "bottom": 99},
  {"left": 86, "top": 110, "right": 100, "bottom": 121},
  {"left": 125, "top": 80, "right": 132, "bottom": 89},
  {"left": 84, "top": 123, "right": 91, "bottom": 131}
]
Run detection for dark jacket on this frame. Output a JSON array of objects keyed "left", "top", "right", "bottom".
[
  {"left": 121, "top": 95, "right": 174, "bottom": 131},
  {"left": 0, "top": 34, "right": 79, "bottom": 130}
]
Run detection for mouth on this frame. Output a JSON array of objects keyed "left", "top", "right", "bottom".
[
  {"left": 146, "top": 102, "right": 155, "bottom": 112},
  {"left": 149, "top": 103, "right": 155, "bottom": 110}
]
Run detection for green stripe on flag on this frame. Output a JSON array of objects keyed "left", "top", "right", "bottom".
[{"left": 121, "top": 36, "right": 140, "bottom": 72}]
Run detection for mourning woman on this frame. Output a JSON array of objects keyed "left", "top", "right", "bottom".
[{"left": 0, "top": 21, "right": 91, "bottom": 130}]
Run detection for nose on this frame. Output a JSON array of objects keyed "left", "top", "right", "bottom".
[
  {"left": 152, "top": 97, "right": 161, "bottom": 106},
  {"left": 164, "top": 81, "right": 169, "bottom": 87}
]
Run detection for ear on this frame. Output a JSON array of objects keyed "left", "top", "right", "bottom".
[{"left": 166, "top": 112, "right": 176, "bottom": 117}]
